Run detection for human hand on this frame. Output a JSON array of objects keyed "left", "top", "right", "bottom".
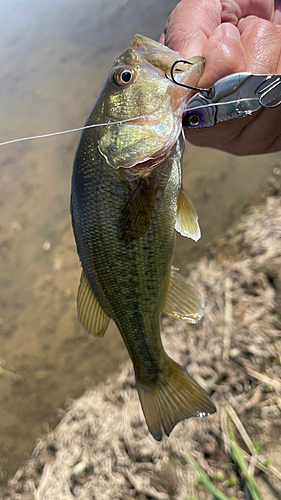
[{"left": 161, "top": 0, "right": 281, "bottom": 155}]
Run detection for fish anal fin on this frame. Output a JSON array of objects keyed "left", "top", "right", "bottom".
[
  {"left": 176, "top": 187, "right": 201, "bottom": 241},
  {"left": 137, "top": 356, "right": 216, "bottom": 441},
  {"left": 117, "top": 181, "right": 157, "bottom": 241},
  {"left": 78, "top": 272, "right": 110, "bottom": 337},
  {"left": 162, "top": 266, "right": 204, "bottom": 324}
]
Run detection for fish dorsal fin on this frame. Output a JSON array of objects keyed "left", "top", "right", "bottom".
[
  {"left": 175, "top": 188, "right": 201, "bottom": 241},
  {"left": 117, "top": 182, "right": 157, "bottom": 241},
  {"left": 77, "top": 272, "right": 110, "bottom": 337},
  {"left": 162, "top": 267, "right": 204, "bottom": 324}
]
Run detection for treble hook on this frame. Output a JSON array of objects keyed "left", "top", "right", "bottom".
[
  {"left": 166, "top": 59, "right": 213, "bottom": 98},
  {"left": 257, "top": 75, "right": 281, "bottom": 109}
]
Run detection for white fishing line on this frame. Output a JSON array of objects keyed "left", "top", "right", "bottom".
[
  {"left": 182, "top": 96, "right": 259, "bottom": 112},
  {"left": 0, "top": 125, "right": 95, "bottom": 146},
  {"left": 0, "top": 97, "right": 260, "bottom": 147},
  {"left": 0, "top": 115, "right": 150, "bottom": 147}
]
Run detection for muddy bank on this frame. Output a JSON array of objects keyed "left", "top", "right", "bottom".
[{"left": 3, "top": 176, "right": 281, "bottom": 500}]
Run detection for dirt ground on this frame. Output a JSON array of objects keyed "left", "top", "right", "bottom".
[{"left": 2, "top": 174, "right": 281, "bottom": 500}]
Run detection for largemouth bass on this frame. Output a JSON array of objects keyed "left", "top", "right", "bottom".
[{"left": 71, "top": 35, "right": 215, "bottom": 440}]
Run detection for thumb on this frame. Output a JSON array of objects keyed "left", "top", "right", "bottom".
[{"left": 198, "top": 22, "right": 247, "bottom": 88}]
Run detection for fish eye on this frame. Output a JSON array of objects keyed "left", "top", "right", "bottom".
[
  {"left": 113, "top": 68, "right": 134, "bottom": 86},
  {"left": 187, "top": 113, "right": 200, "bottom": 127}
]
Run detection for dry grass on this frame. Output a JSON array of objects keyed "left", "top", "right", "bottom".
[{"left": 3, "top": 178, "right": 281, "bottom": 500}]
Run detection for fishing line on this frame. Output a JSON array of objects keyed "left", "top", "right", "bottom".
[
  {"left": 0, "top": 115, "right": 151, "bottom": 147},
  {"left": 0, "top": 97, "right": 260, "bottom": 147},
  {"left": 182, "top": 96, "right": 260, "bottom": 113}
]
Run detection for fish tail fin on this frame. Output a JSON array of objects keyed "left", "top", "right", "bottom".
[{"left": 136, "top": 357, "right": 216, "bottom": 441}]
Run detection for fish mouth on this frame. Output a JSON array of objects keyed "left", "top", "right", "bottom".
[
  {"left": 130, "top": 34, "right": 180, "bottom": 73},
  {"left": 129, "top": 151, "right": 168, "bottom": 172},
  {"left": 130, "top": 34, "right": 204, "bottom": 82},
  {"left": 122, "top": 134, "right": 184, "bottom": 175}
]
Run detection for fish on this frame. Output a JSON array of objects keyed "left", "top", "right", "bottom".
[{"left": 71, "top": 34, "right": 216, "bottom": 440}]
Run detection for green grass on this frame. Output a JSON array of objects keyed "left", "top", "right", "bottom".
[
  {"left": 226, "top": 413, "right": 264, "bottom": 500},
  {"left": 185, "top": 454, "right": 235, "bottom": 500},
  {"left": 184, "top": 406, "right": 267, "bottom": 500},
  {"left": 0, "top": 366, "right": 23, "bottom": 381}
]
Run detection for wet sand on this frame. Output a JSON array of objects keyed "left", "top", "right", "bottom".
[{"left": 0, "top": 0, "right": 281, "bottom": 490}]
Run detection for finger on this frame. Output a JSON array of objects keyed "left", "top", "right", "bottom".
[
  {"left": 197, "top": 22, "right": 246, "bottom": 87},
  {"left": 221, "top": 0, "right": 274, "bottom": 25},
  {"left": 229, "top": 106, "right": 281, "bottom": 154},
  {"left": 159, "top": 33, "right": 165, "bottom": 45},
  {"left": 273, "top": 0, "right": 281, "bottom": 26},
  {"left": 239, "top": 16, "right": 281, "bottom": 72},
  {"left": 185, "top": 107, "right": 281, "bottom": 155},
  {"left": 163, "top": 0, "right": 221, "bottom": 58},
  {"left": 273, "top": 10, "right": 281, "bottom": 26},
  {"left": 184, "top": 114, "right": 255, "bottom": 152}
]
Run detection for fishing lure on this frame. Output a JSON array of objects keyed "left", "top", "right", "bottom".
[
  {"left": 182, "top": 74, "right": 281, "bottom": 129},
  {"left": 167, "top": 60, "right": 281, "bottom": 129}
]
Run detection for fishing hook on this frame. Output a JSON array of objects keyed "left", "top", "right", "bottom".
[
  {"left": 166, "top": 59, "right": 212, "bottom": 98},
  {"left": 257, "top": 76, "right": 281, "bottom": 108}
]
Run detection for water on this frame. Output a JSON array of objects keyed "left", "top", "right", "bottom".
[{"left": 0, "top": 0, "right": 280, "bottom": 489}]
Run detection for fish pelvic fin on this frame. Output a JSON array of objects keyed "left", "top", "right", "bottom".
[
  {"left": 176, "top": 187, "right": 201, "bottom": 241},
  {"left": 137, "top": 356, "right": 216, "bottom": 441},
  {"left": 117, "top": 180, "right": 157, "bottom": 241},
  {"left": 77, "top": 272, "right": 110, "bottom": 337},
  {"left": 162, "top": 267, "right": 204, "bottom": 324}
]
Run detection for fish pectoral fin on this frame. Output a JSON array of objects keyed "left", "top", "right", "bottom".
[
  {"left": 117, "top": 181, "right": 157, "bottom": 241},
  {"left": 77, "top": 272, "right": 110, "bottom": 337},
  {"left": 137, "top": 356, "right": 216, "bottom": 441},
  {"left": 175, "top": 187, "right": 201, "bottom": 241},
  {"left": 162, "top": 266, "right": 204, "bottom": 324}
]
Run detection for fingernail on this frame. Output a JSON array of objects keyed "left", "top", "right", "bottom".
[{"left": 218, "top": 22, "right": 240, "bottom": 41}]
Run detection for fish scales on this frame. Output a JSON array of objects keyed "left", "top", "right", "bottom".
[
  {"left": 71, "top": 35, "right": 215, "bottom": 440},
  {"left": 72, "top": 130, "right": 181, "bottom": 381}
]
